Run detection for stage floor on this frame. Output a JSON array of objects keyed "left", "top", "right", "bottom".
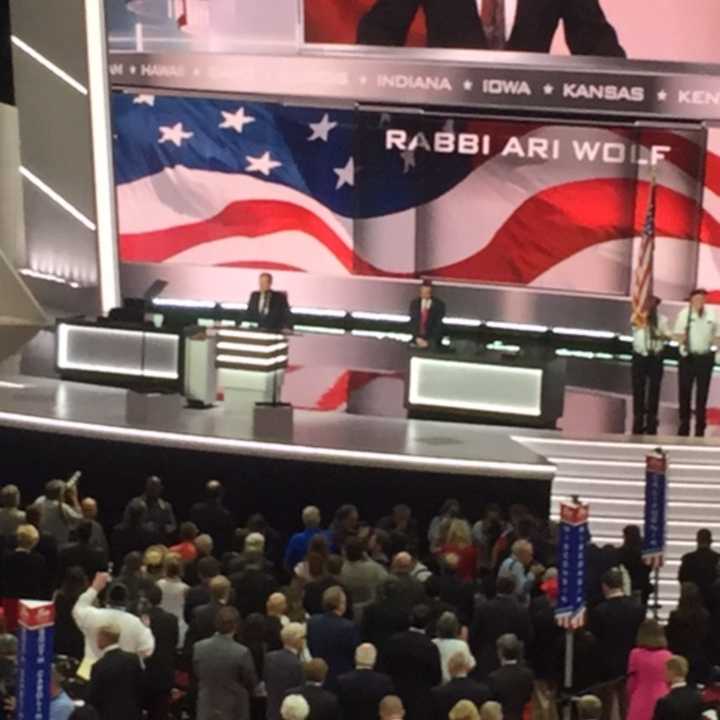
[
  {"left": 11, "top": 326, "right": 720, "bottom": 437},
  {"left": 0, "top": 372, "right": 553, "bottom": 480}
]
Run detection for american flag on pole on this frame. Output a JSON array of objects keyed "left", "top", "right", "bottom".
[
  {"left": 631, "top": 177, "right": 658, "bottom": 328},
  {"left": 113, "top": 94, "right": 714, "bottom": 293}
]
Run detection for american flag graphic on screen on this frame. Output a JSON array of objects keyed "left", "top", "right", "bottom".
[{"left": 113, "top": 93, "right": 720, "bottom": 296}]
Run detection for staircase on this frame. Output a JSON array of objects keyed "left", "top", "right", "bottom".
[{"left": 515, "top": 434, "right": 720, "bottom": 616}]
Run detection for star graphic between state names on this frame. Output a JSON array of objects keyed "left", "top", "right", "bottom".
[
  {"left": 158, "top": 123, "right": 194, "bottom": 147},
  {"left": 219, "top": 107, "right": 256, "bottom": 133},
  {"left": 133, "top": 94, "right": 155, "bottom": 107},
  {"left": 245, "top": 151, "right": 282, "bottom": 176},
  {"left": 657, "top": 89, "right": 668, "bottom": 102},
  {"left": 308, "top": 113, "right": 338, "bottom": 142},
  {"left": 334, "top": 157, "right": 355, "bottom": 190},
  {"left": 400, "top": 149, "right": 416, "bottom": 174},
  {"left": 463, "top": 79, "right": 474, "bottom": 91},
  {"left": 543, "top": 84, "right": 554, "bottom": 95}
]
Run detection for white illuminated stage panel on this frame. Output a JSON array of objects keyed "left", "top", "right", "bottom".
[
  {"left": 56, "top": 321, "right": 180, "bottom": 383},
  {"left": 409, "top": 357, "right": 543, "bottom": 417},
  {"left": 406, "top": 351, "right": 565, "bottom": 428}
]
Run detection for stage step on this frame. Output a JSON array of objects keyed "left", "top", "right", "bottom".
[{"left": 515, "top": 434, "right": 720, "bottom": 619}]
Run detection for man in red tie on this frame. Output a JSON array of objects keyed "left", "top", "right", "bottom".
[
  {"left": 409, "top": 280, "right": 446, "bottom": 349},
  {"left": 357, "top": 0, "right": 624, "bottom": 57}
]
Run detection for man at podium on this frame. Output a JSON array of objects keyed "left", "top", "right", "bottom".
[{"left": 246, "top": 273, "right": 291, "bottom": 331}]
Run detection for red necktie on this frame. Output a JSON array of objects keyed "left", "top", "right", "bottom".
[
  {"left": 420, "top": 306, "right": 429, "bottom": 336},
  {"left": 480, "top": 0, "right": 506, "bottom": 49}
]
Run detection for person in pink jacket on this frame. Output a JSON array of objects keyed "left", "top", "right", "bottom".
[{"left": 626, "top": 619, "right": 672, "bottom": 720}]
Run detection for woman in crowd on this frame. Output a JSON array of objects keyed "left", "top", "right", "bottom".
[
  {"left": 617, "top": 525, "right": 652, "bottom": 605},
  {"left": 156, "top": 553, "right": 189, "bottom": 647},
  {"left": 666, "top": 581, "right": 711, "bottom": 683},
  {"left": 428, "top": 499, "right": 461, "bottom": 552},
  {"left": 432, "top": 611, "right": 476, "bottom": 683},
  {"left": 626, "top": 619, "right": 672, "bottom": 720},
  {"left": 439, "top": 519, "right": 478, "bottom": 582},
  {"left": 293, "top": 535, "right": 329, "bottom": 582}
]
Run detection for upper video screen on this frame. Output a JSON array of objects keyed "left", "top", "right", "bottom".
[{"left": 305, "top": 0, "right": 720, "bottom": 67}]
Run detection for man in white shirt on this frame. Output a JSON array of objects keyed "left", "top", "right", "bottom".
[
  {"left": 631, "top": 296, "right": 671, "bottom": 435},
  {"left": 673, "top": 289, "right": 719, "bottom": 437},
  {"left": 72, "top": 572, "right": 155, "bottom": 674}
]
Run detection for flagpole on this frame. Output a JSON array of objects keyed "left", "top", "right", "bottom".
[{"left": 563, "top": 629, "right": 574, "bottom": 720}]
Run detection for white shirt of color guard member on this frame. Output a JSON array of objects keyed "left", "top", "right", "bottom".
[{"left": 674, "top": 288, "right": 718, "bottom": 357}]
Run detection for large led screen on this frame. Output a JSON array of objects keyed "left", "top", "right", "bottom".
[{"left": 112, "top": 92, "right": 712, "bottom": 300}]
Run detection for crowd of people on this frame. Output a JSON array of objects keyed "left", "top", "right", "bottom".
[{"left": 0, "top": 476, "right": 717, "bottom": 720}]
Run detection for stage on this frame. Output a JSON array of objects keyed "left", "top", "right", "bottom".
[{"left": 3, "top": 328, "right": 720, "bottom": 614}]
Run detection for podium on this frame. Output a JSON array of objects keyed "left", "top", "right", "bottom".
[
  {"left": 215, "top": 329, "right": 289, "bottom": 414},
  {"left": 184, "top": 328, "right": 218, "bottom": 406}
]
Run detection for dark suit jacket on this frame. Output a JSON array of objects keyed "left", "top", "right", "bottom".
[
  {"left": 145, "top": 606, "right": 179, "bottom": 692},
  {"left": 382, "top": 629, "right": 442, "bottom": 720},
  {"left": 469, "top": 594, "right": 533, "bottom": 677},
  {"left": 432, "top": 676, "right": 491, "bottom": 720},
  {"left": 230, "top": 566, "right": 279, "bottom": 618},
  {"left": 588, "top": 595, "right": 645, "bottom": 681},
  {"left": 110, "top": 522, "right": 162, "bottom": 570},
  {"left": 87, "top": 647, "right": 144, "bottom": 720},
  {"left": 408, "top": 297, "right": 446, "bottom": 347},
  {"left": 653, "top": 685, "right": 704, "bottom": 720},
  {"left": 361, "top": 599, "right": 411, "bottom": 655},
  {"left": 184, "top": 600, "right": 229, "bottom": 657},
  {"left": 489, "top": 664, "right": 535, "bottom": 720},
  {"left": 337, "top": 669, "right": 395, "bottom": 720},
  {"left": 189, "top": 500, "right": 234, "bottom": 557},
  {"left": 184, "top": 584, "right": 212, "bottom": 624},
  {"left": 357, "top": 0, "right": 625, "bottom": 57},
  {"left": 307, "top": 613, "right": 361, "bottom": 689},
  {"left": 679, "top": 547, "right": 720, "bottom": 608},
  {"left": 286, "top": 683, "right": 339, "bottom": 720},
  {"left": 58, "top": 541, "right": 108, "bottom": 584},
  {"left": 246, "top": 290, "right": 290, "bottom": 331},
  {"left": 264, "top": 648, "right": 304, "bottom": 720}
]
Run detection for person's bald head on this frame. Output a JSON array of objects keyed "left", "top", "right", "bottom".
[
  {"left": 391, "top": 552, "right": 413, "bottom": 575},
  {"left": 355, "top": 643, "right": 378, "bottom": 669},
  {"left": 81, "top": 497, "right": 98, "bottom": 519},
  {"left": 267, "top": 592, "right": 288, "bottom": 617},
  {"left": 205, "top": 480, "right": 224, "bottom": 500},
  {"left": 379, "top": 695, "right": 405, "bottom": 720}
]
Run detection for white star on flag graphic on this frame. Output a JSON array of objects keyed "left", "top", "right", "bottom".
[
  {"left": 245, "top": 151, "right": 282, "bottom": 176},
  {"left": 334, "top": 157, "right": 355, "bottom": 190},
  {"left": 219, "top": 107, "right": 256, "bottom": 133},
  {"left": 133, "top": 94, "right": 155, "bottom": 107},
  {"left": 158, "top": 123, "right": 193, "bottom": 147},
  {"left": 308, "top": 113, "right": 338, "bottom": 142}
]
